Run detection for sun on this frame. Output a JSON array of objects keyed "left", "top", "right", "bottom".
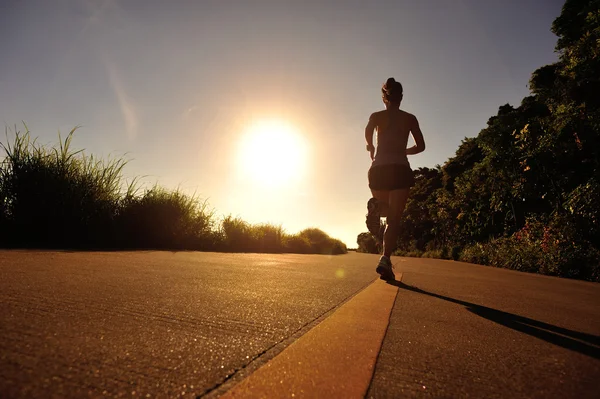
[{"left": 237, "top": 119, "right": 307, "bottom": 187}]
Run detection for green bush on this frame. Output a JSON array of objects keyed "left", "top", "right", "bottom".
[
  {"left": 404, "top": 250, "right": 424, "bottom": 258},
  {"left": 459, "top": 243, "right": 492, "bottom": 266},
  {"left": 421, "top": 249, "right": 443, "bottom": 259},
  {"left": 299, "top": 228, "right": 347, "bottom": 254},
  {"left": 439, "top": 245, "right": 461, "bottom": 260},
  {"left": 459, "top": 215, "right": 600, "bottom": 281},
  {"left": 564, "top": 178, "right": 600, "bottom": 247},
  {"left": 391, "top": 248, "right": 422, "bottom": 257},
  {"left": 283, "top": 235, "right": 311, "bottom": 254}
]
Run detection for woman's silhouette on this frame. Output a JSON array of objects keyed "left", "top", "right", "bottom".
[{"left": 365, "top": 78, "right": 426, "bottom": 280}]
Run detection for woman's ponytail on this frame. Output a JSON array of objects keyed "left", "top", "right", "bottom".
[{"left": 382, "top": 77, "right": 403, "bottom": 104}]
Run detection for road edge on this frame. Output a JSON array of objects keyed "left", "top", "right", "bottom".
[{"left": 216, "top": 278, "right": 399, "bottom": 399}]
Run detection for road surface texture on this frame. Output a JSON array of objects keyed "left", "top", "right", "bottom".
[
  {"left": 1, "top": 250, "right": 599, "bottom": 398},
  {"left": 367, "top": 258, "right": 600, "bottom": 399},
  {"left": 0, "top": 251, "right": 376, "bottom": 398}
]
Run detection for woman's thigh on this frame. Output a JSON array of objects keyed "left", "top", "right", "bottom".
[{"left": 387, "top": 189, "right": 410, "bottom": 220}]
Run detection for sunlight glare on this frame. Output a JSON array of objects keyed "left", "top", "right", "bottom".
[{"left": 237, "top": 119, "right": 307, "bottom": 187}]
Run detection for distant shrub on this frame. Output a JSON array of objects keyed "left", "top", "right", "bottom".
[
  {"left": 283, "top": 235, "right": 311, "bottom": 254},
  {"left": 298, "top": 228, "right": 347, "bottom": 254},
  {"left": 328, "top": 239, "right": 348, "bottom": 255},
  {"left": 219, "top": 221, "right": 347, "bottom": 254}
]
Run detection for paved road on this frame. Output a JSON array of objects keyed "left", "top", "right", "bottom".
[
  {"left": 0, "top": 251, "right": 376, "bottom": 398},
  {"left": 1, "top": 251, "right": 599, "bottom": 398},
  {"left": 368, "top": 258, "right": 600, "bottom": 398}
]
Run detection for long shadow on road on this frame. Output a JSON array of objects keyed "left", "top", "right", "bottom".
[{"left": 387, "top": 280, "right": 600, "bottom": 360}]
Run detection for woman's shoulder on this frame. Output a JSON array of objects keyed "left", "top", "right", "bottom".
[
  {"left": 370, "top": 109, "right": 418, "bottom": 122},
  {"left": 399, "top": 109, "right": 417, "bottom": 119},
  {"left": 367, "top": 110, "right": 386, "bottom": 125},
  {"left": 369, "top": 110, "right": 386, "bottom": 118}
]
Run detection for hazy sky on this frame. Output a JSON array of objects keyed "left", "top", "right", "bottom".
[{"left": 1, "top": 0, "right": 564, "bottom": 247}]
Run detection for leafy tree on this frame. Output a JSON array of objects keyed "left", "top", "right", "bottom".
[
  {"left": 360, "top": 0, "right": 600, "bottom": 281},
  {"left": 356, "top": 232, "right": 379, "bottom": 254}
]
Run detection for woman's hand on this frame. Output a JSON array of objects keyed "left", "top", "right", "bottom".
[
  {"left": 366, "top": 144, "right": 375, "bottom": 160},
  {"left": 407, "top": 116, "right": 426, "bottom": 155},
  {"left": 406, "top": 145, "right": 422, "bottom": 155}
]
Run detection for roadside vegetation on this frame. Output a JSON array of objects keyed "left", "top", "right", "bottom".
[
  {"left": 0, "top": 128, "right": 346, "bottom": 255},
  {"left": 358, "top": 0, "right": 600, "bottom": 282}
]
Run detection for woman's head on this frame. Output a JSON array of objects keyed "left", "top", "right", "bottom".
[{"left": 382, "top": 77, "right": 403, "bottom": 107}]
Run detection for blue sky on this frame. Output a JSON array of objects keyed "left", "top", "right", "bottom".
[{"left": 0, "top": 0, "right": 565, "bottom": 246}]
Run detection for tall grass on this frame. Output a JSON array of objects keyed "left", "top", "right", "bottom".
[
  {"left": 116, "top": 186, "right": 216, "bottom": 250},
  {"left": 221, "top": 217, "right": 283, "bottom": 253},
  {"left": 0, "top": 127, "right": 126, "bottom": 247},
  {"left": 0, "top": 126, "right": 347, "bottom": 255}
]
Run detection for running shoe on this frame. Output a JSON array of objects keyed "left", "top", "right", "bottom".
[{"left": 375, "top": 255, "right": 395, "bottom": 281}]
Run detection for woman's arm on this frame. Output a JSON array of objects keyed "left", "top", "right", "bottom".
[
  {"left": 365, "top": 113, "right": 377, "bottom": 160},
  {"left": 406, "top": 115, "right": 425, "bottom": 155}
]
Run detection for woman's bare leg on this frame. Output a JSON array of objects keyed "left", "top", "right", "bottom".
[{"left": 383, "top": 189, "right": 410, "bottom": 257}]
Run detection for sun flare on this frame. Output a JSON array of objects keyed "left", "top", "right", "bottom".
[{"left": 237, "top": 119, "right": 307, "bottom": 187}]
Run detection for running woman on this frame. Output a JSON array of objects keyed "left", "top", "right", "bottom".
[{"left": 365, "top": 77, "right": 426, "bottom": 280}]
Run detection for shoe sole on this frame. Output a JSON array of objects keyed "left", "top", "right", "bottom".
[
  {"left": 366, "top": 199, "right": 383, "bottom": 242},
  {"left": 366, "top": 220, "right": 383, "bottom": 243},
  {"left": 376, "top": 265, "right": 395, "bottom": 281}
]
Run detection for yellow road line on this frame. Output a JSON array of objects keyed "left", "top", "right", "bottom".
[{"left": 220, "top": 278, "right": 399, "bottom": 398}]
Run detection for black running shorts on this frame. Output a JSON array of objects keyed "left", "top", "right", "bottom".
[{"left": 368, "top": 164, "right": 415, "bottom": 190}]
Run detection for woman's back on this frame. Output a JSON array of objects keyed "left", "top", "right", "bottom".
[{"left": 371, "top": 109, "right": 415, "bottom": 167}]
